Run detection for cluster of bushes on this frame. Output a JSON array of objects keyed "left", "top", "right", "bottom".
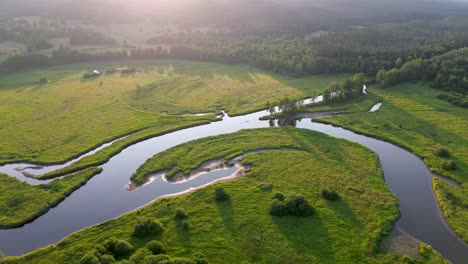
[
  {"left": 375, "top": 49, "right": 467, "bottom": 100},
  {"left": 323, "top": 73, "right": 366, "bottom": 103},
  {"left": 132, "top": 218, "right": 164, "bottom": 238},
  {"left": 80, "top": 237, "right": 208, "bottom": 264},
  {"left": 269, "top": 192, "right": 314, "bottom": 217},
  {"left": 433, "top": 147, "right": 450, "bottom": 158},
  {"left": 436, "top": 93, "right": 468, "bottom": 108},
  {"left": 442, "top": 160, "right": 457, "bottom": 171}
]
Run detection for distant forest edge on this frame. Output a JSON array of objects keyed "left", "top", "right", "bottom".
[{"left": 1, "top": 18, "right": 466, "bottom": 107}]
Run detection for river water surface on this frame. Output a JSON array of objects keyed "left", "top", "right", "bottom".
[{"left": 0, "top": 110, "right": 467, "bottom": 263}]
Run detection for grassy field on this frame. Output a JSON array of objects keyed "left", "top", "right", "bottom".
[
  {"left": 0, "top": 167, "right": 101, "bottom": 228},
  {"left": 0, "top": 60, "right": 347, "bottom": 166},
  {"left": 3, "top": 128, "right": 448, "bottom": 264},
  {"left": 318, "top": 83, "right": 468, "bottom": 243}
]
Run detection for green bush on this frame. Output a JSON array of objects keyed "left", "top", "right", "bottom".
[
  {"left": 113, "top": 239, "right": 134, "bottom": 256},
  {"left": 100, "top": 254, "right": 115, "bottom": 264},
  {"left": 130, "top": 248, "right": 153, "bottom": 263},
  {"left": 146, "top": 240, "right": 167, "bottom": 255},
  {"left": 132, "top": 218, "right": 164, "bottom": 238},
  {"left": 442, "top": 160, "right": 457, "bottom": 170},
  {"left": 80, "top": 252, "right": 100, "bottom": 264},
  {"left": 175, "top": 208, "right": 187, "bottom": 219},
  {"left": 270, "top": 193, "right": 314, "bottom": 217},
  {"left": 434, "top": 147, "right": 450, "bottom": 157},
  {"left": 321, "top": 190, "right": 340, "bottom": 201},
  {"left": 269, "top": 199, "right": 287, "bottom": 216},
  {"left": 214, "top": 187, "right": 230, "bottom": 201}
]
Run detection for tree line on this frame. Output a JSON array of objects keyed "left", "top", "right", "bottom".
[{"left": 376, "top": 48, "right": 467, "bottom": 107}]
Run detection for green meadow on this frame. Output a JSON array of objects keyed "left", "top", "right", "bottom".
[
  {"left": 3, "top": 128, "right": 446, "bottom": 263},
  {"left": 0, "top": 60, "right": 347, "bottom": 166},
  {"left": 317, "top": 83, "right": 468, "bottom": 242}
]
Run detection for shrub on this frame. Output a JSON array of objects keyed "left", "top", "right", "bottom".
[
  {"left": 270, "top": 193, "right": 314, "bottom": 217},
  {"left": 113, "top": 239, "right": 134, "bottom": 256},
  {"left": 80, "top": 252, "right": 100, "bottom": 264},
  {"left": 273, "top": 192, "right": 285, "bottom": 201},
  {"left": 284, "top": 193, "right": 314, "bottom": 216},
  {"left": 434, "top": 147, "right": 450, "bottom": 157},
  {"left": 442, "top": 160, "right": 457, "bottom": 170},
  {"left": 214, "top": 187, "right": 230, "bottom": 201},
  {"left": 175, "top": 208, "right": 187, "bottom": 219},
  {"left": 130, "top": 248, "right": 153, "bottom": 263},
  {"left": 269, "top": 199, "right": 288, "bottom": 216},
  {"left": 321, "top": 190, "right": 340, "bottom": 201},
  {"left": 132, "top": 218, "right": 164, "bottom": 238},
  {"left": 146, "top": 240, "right": 167, "bottom": 255},
  {"left": 100, "top": 254, "right": 116, "bottom": 264}
]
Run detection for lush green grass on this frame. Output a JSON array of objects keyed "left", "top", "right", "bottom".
[
  {"left": 0, "top": 167, "right": 101, "bottom": 228},
  {"left": 0, "top": 60, "right": 346, "bottom": 165},
  {"left": 131, "top": 128, "right": 339, "bottom": 184},
  {"left": 433, "top": 178, "right": 468, "bottom": 243},
  {"left": 3, "top": 127, "right": 418, "bottom": 263},
  {"left": 319, "top": 83, "right": 468, "bottom": 245}
]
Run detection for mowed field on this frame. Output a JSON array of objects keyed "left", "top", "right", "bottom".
[
  {"left": 318, "top": 83, "right": 468, "bottom": 242},
  {"left": 0, "top": 60, "right": 347, "bottom": 165},
  {"left": 4, "top": 128, "right": 448, "bottom": 264}
]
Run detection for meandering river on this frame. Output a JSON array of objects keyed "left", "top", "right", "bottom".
[{"left": 0, "top": 109, "right": 467, "bottom": 263}]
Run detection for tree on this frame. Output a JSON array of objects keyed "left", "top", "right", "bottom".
[
  {"left": 130, "top": 248, "right": 153, "bottom": 263},
  {"left": 132, "top": 218, "right": 164, "bottom": 238},
  {"left": 146, "top": 240, "right": 167, "bottom": 255},
  {"left": 175, "top": 208, "right": 188, "bottom": 219},
  {"left": 214, "top": 187, "right": 230, "bottom": 201},
  {"left": 376, "top": 69, "right": 387, "bottom": 87},
  {"left": 113, "top": 239, "right": 133, "bottom": 256},
  {"left": 395, "top": 57, "right": 404, "bottom": 68}
]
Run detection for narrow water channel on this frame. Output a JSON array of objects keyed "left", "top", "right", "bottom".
[{"left": 0, "top": 110, "right": 466, "bottom": 263}]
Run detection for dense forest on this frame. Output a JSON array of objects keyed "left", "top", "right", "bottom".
[{"left": 0, "top": 18, "right": 115, "bottom": 52}]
